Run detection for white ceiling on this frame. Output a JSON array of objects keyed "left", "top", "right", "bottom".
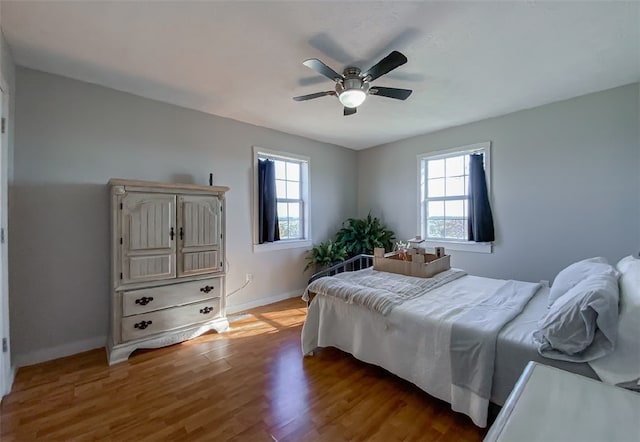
[{"left": 2, "top": 1, "right": 639, "bottom": 150}]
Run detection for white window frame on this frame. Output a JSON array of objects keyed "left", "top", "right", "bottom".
[
  {"left": 417, "top": 142, "right": 493, "bottom": 254},
  {"left": 253, "top": 146, "right": 311, "bottom": 252}
]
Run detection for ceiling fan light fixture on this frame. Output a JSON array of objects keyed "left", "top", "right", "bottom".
[{"left": 338, "top": 89, "right": 366, "bottom": 108}]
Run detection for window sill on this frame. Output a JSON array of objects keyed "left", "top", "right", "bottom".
[
  {"left": 425, "top": 240, "right": 492, "bottom": 254},
  {"left": 253, "top": 239, "right": 312, "bottom": 253}
]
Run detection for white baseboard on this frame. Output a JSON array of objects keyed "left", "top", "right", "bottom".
[
  {"left": 226, "top": 289, "right": 303, "bottom": 315},
  {"left": 14, "top": 336, "right": 106, "bottom": 369}
]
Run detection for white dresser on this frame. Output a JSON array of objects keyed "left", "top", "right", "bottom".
[
  {"left": 107, "top": 179, "right": 230, "bottom": 365},
  {"left": 485, "top": 361, "right": 640, "bottom": 442}
]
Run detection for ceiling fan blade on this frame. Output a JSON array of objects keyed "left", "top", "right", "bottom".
[
  {"left": 369, "top": 86, "right": 413, "bottom": 100},
  {"left": 303, "top": 59, "right": 344, "bottom": 82},
  {"left": 344, "top": 107, "right": 357, "bottom": 116},
  {"left": 362, "top": 51, "right": 408, "bottom": 81},
  {"left": 293, "top": 91, "right": 336, "bottom": 101}
]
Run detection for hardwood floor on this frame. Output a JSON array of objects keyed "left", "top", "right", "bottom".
[{"left": 1, "top": 298, "right": 487, "bottom": 441}]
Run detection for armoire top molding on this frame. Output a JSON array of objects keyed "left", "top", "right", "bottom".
[{"left": 108, "top": 178, "right": 230, "bottom": 194}]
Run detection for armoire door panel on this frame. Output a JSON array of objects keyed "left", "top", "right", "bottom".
[
  {"left": 125, "top": 255, "right": 174, "bottom": 283},
  {"left": 121, "top": 193, "right": 176, "bottom": 283},
  {"left": 182, "top": 250, "right": 220, "bottom": 275},
  {"left": 180, "top": 197, "right": 220, "bottom": 248},
  {"left": 177, "top": 195, "right": 223, "bottom": 276}
]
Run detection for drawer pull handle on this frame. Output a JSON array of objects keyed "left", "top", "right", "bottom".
[
  {"left": 135, "top": 296, "right": 154, "bottom": 306},
  {"left": 200, "top": 306, "right": 214, "bottom": 314},
  {"left": 134, "top": 320, "right": 153, "bottom": 330},
  {"left": 200, "top": 285, "right": 215, "bottom": 294}
]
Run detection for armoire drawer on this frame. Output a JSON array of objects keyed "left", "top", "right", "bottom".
[
  {"left": 121, "top": 298, "right": 221, "bottom": 342},
  {"left": 122, "top": 278, "right": 221, "bottom": 316}
]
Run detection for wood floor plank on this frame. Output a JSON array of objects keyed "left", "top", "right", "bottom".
[{"left": 1, "top": 298, "right": 488, "bottom": 441}]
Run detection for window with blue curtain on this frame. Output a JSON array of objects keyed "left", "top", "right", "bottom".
[
  {"left": 419, "top": 142, "right": 494, "bottom": 245},
  {"left": 255, "top": 148, "right": 310, "bottom": 247}
]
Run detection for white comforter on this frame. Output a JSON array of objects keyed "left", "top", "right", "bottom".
[{"left": 301, "top": 273, "right": 537, "bottom": 427}]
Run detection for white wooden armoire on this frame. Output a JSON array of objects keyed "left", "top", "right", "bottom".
[{"left": 107, "top": 179, "right": 230, "bottom": 365}]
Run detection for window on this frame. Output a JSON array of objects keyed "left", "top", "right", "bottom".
[
  {"left": 418, "top": 142, "right": 492, "bottom": 253},
  {"left": 253, "top": 147, "right": 311, "bottom": 251}
]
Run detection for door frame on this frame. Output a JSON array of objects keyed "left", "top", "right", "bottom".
[{"left": 0, "top": 84, "right": 11, "bottom": 399}]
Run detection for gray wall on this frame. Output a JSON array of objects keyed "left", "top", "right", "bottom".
[
  {"left": 358, "top": 83, "right": 640, "bottom": 283},
  {"left": 11, "top": 67, "right": 358, "bottom": 365}
]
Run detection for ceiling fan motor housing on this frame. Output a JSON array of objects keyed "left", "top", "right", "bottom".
[
  {"left": 336, "top": 67, "right": 370, "bottom": 108},
  {"left": 336, "top": 78, "right": 369, "bottom": 93}
]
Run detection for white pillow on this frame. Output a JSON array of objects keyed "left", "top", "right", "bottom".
[
  {"left": 589, "top": 255, "right": 640, "bottom": 385},
  {"left": 548, "top": 257, "right": 619, "bottom": 308},
  {"left": 616, "top": 255, "right": 640, "bottom": 312},
  {"left": 537, "top": 272, "right": 619, "bottom": 360}
]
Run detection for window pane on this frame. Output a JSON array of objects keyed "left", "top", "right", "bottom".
[
  {"left": 288, "top": 203, "right": 301, "bottom": 238},
  {"left": 428, "top": 200, "right": 444, "bottom": 217},
  {"left": 277, "top": 202, "right": 288, "bottom": 219},
  {"left": 286, "top": 181, "right": 300, "bottom": 199},
  {"left": 446, "top": 156, "right": 464, "bottom": 176},
  {"left": 464, "top": 155, "right": 470, "bottom": 175},
  {"left": 462, "top": 214, "right": 468, "bottom": 239},
  {"left": 428, "top": 178, "right": 445, "bottom": 198},
  {"left": 278, "top": 220, "right": 289, "bottom": 239},
  {"left": 288, "top": 202, "right": 300, "bottom": 218},
  {"left": 275, "top": 180, "right": 286, "bottom": 198},
  {"left": 288, "top": 218, "right": 301, "bottom": 239},
  {"left": 445, "top": 200, "right": 464, "bottom": 217},
  {"left": 428, "top": 219, "right": 444, "bottom": 238},
  {"left": 444, "top": 219, "right": 466, "bottom": 240},
  {"left": 286, "top": 162, "right": 300, "bottom": 181},
  {"left": 445, "top": 177, "right": 465, "bottom": 197},
  {"left": 274, "top": 160, "right": 286, "bottom": 180},
  {"left": 428, "top": 159, "right": 445, "bottom": 179}
]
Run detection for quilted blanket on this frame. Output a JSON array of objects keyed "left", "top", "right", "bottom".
[{"left": 303, "top": 267, "right": 467, "bottom": 315}]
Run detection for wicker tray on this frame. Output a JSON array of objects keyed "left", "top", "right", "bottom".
[{"left": 373, "top": 247, "right": 450, "bottom": 278}]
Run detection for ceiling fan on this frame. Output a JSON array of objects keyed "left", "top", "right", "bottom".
[{"left": 293, "top": 51, "right": 413, "bottom": 116}]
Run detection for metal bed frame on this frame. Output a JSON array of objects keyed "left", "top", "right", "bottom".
[
  {"left": 306, "top": 254, "right": 373, "bottom": 306},
  {"left": 307, "top": 254, "right": 374, "bottom": 284}
]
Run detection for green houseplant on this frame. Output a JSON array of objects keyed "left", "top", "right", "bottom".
[
  {"left": 304, "top": 240, "right": 348, "bottom": 272},
  {"left": 335, "top": 213, "right": 396, "bottom": 257}
]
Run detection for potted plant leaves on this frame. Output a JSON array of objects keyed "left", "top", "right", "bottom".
[
  {"left": 304, "top": 240, "right": 348, "bottom": 272},
  {"left": 335, "top": 212, "right": 395, "bottom": 257}
]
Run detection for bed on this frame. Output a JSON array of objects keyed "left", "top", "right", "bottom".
[{"left": 301, "top": 254, "right": 639, "bottom": 428}]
